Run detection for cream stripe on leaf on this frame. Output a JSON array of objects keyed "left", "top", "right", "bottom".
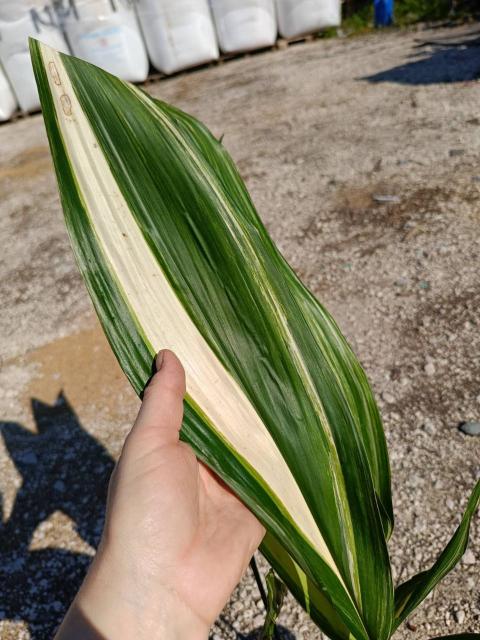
[{"left": 31, "top": 39, "right": 398, "bottom": 640}]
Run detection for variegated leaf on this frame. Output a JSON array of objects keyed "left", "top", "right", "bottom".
[{"left": 30, "top": 39, "right": 394, "bottom": 640}]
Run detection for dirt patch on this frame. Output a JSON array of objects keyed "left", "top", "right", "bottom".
[
  {"left": 5, "top": 322, "right": 137, "bottom": 427},
  {"left": 335, "top": 184, "right": 451, "bottom": 234},
  {"left": 0, "top": 146, "right": 51, "bottom": 181}
]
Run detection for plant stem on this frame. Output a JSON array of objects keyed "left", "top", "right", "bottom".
[{"left": 250, "top": 558, "right": 280, "bottom": 639}]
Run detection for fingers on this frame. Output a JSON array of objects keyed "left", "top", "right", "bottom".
[{"left": 132, "top": 349, "right": 186, "bottom": 446}]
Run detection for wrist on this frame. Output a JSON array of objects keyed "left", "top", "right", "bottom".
[{"left": 55, "top": 541, "right": 209, "bottom": 640}]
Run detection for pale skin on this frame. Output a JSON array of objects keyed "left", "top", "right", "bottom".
[{"left": 55, "top": 350, "right": 265, "bottom": 640}]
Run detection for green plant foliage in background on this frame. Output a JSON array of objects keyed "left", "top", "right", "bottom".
[
  {"left": 342, "top": 0, "right": 479, "bottom": 33},
  {"left": 30, "top": 40, "right": 480, "bottom": 640}
]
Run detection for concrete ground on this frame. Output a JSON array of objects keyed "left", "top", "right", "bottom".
[{"left": 0, "top": 23, "right": 479, "bottom": 640}]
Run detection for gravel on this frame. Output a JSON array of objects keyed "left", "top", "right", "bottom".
[{"left": 0, "top": 23, "right": 479, "bottom": 640}]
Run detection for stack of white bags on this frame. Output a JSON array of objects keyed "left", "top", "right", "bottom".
[
  {"left": 0, "top": 1, "right": 68, "bottom": 113},
  {"left": 0, "top": 0, "right": 341, "bottom": 120}
]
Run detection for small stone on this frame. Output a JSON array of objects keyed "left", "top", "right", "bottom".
[
  {"left": 462, "top": 549, "right": 476, "bottom": 565},
  {"left": 454, "top": 609, "right": 465, "bottom": 624},
  {"left": 382, "top": 391, "right": 396, "bottom": 404},
  {"left": 424, "top": 362, "right": 436, "bottom": 376},
  {"left": 243, "top": 608, "right": 254, "bottom": 621},
  {"left": 409, "top": 474, "right": 423, "bottom": 488},
  {"left": 458, "top": 421, "right": 480, "bottom": 436},
  {"left": 373, "top": 194, "right": 400, "bottom": 203},
  {"left": 449, "top": 148, "right": 465, "bottom": 157},
  {"left": 253, "top": 614, "right": 265, "bottom": 627},
  {"left": 422, "top": 419, "right": 436, "bottom": 435},
  {"left": 230, "top": 600, "right": 243, "bottom": 614}
]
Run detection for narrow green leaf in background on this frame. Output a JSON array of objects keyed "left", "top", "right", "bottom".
[
  {"left": 393, "top": 479, "right": 480, "bottom": 631},
  {"left": 29, "top": 38, "right": 479, "bottom": 640}
]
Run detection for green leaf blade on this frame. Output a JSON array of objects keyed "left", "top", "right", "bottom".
[{"left": 394, "top": 479, "right": 480, "bottom": 630}]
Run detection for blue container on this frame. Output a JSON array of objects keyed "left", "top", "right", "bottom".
[{"left": 374, "top": 0, "right": 393, "bottom": 26}]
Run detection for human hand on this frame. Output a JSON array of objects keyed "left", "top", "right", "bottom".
[{"left": 55, "top": 350, "right": 265, "bottom": 640}]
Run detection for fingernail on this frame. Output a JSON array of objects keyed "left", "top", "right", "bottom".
[{"left": 156, "top": 350, "right": 165, "bottom": 371}]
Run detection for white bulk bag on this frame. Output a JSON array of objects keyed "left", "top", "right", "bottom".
[
  {"left": 62, "top": 0, "right": 149, "bottom": 82},
  {"left": 210, "top": 0, "right": 276, "bottom": 54},
  {"left": 0, "top": 63, "right": 18, "bottom": 121},
  {"left": 0, "top": 8, "right": 69, "bottom": 112},
  {"left": 0, "top": 0, "right": 48, "bottom": 22},
  {"left": 136, "top": 0, "right": 219, "bottom": 75},
  {"left": 275, "top": 0, "right": 341, "bottom": 38}
]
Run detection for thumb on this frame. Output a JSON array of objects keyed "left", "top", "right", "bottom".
[{"left": 131, "top": 349, "right": 186, "bottom": 446}]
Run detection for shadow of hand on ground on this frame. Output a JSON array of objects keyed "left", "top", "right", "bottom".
[
  {"left": 360, "top": 38, "right": 480, "bottom": 85},
  {"left": 0, "top": 393, "right": 114, "bottom": 640},
  {"left": 0, "top": 394, "right": 297, "bottom": 640}
]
